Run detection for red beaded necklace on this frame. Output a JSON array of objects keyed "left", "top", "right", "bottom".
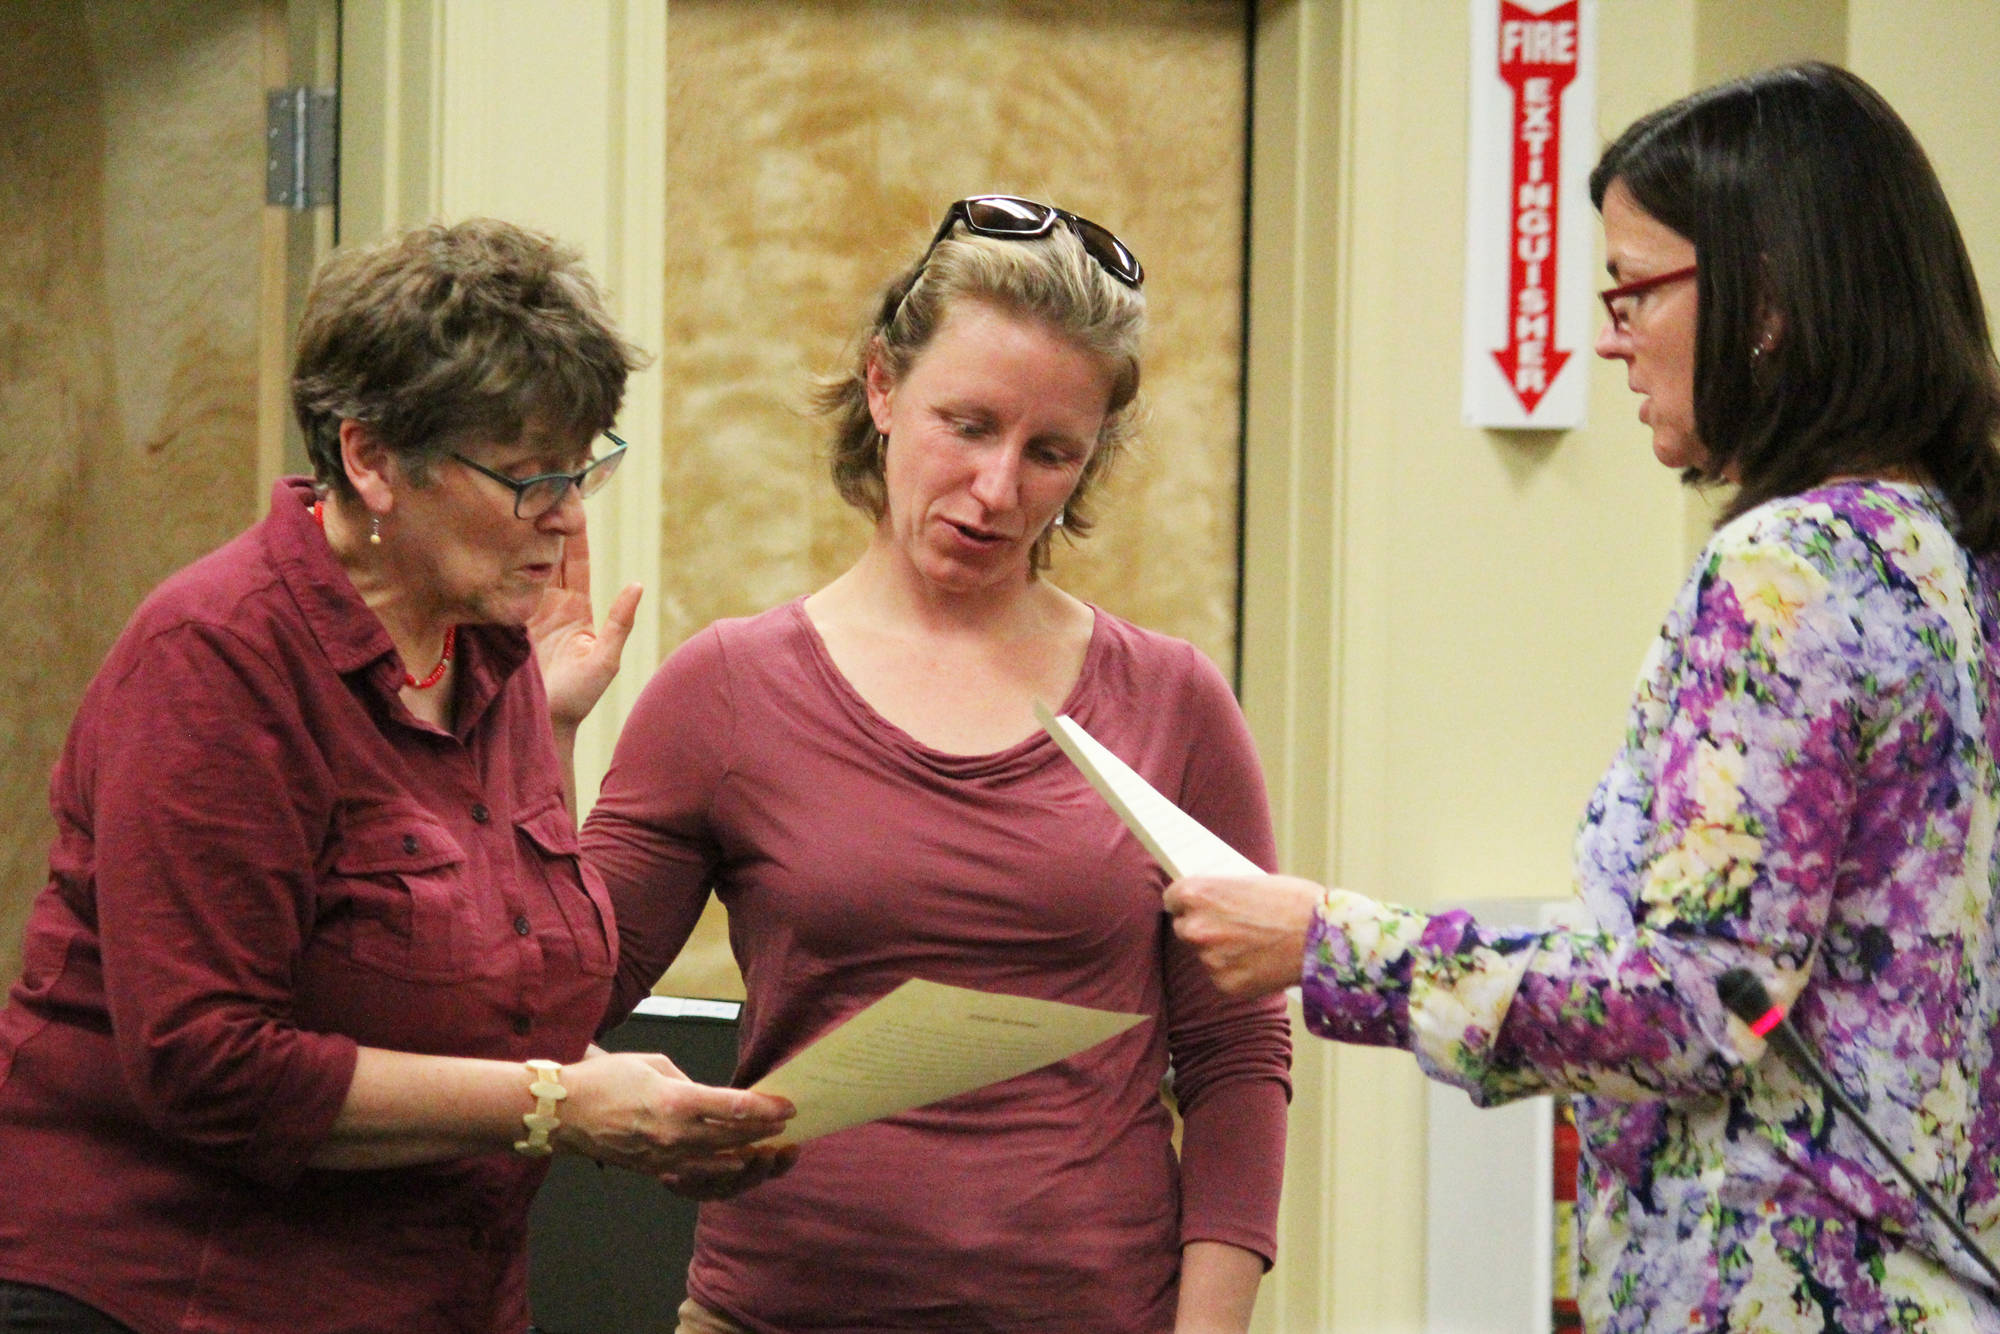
[
  {"left": 312, "top": 500, "right": 457, "bottom": 691},
  {"left": 400, "top": 626, "right": 456, "bottom": 691}
]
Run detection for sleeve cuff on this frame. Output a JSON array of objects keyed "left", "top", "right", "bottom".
[
  {"left": 240, "top": 1032, "right": 361, "bottom": 1188},
  {"left": 1299, "top": 889, "right": 1424, "bottom": 1048}
]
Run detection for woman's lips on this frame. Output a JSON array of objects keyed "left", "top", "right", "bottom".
[{"left": 946, "top": 520, "right": 1007, "bottom": 546}]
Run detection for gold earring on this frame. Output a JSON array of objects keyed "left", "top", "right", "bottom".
[{"left": 369, "top": 515, "right": 382, "bottom": 546}]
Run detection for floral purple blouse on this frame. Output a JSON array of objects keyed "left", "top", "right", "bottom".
[{"left": 1303, "top": 481, "right": 2000, "bottom": 1332}]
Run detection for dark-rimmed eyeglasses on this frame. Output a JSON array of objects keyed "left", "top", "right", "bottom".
[
  {"left": 1599, "top": 265, "right": 1697, "bottom": 333},
  {"left": 452, "top": 433, "right": 628, "bottom": 519},
  {"left": 915, "top": 195, "right": 1145, "bottom": 290}
]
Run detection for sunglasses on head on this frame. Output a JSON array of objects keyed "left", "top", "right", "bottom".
[{"left": 915, "top": 195, "right": 1145, "bottom": 289}]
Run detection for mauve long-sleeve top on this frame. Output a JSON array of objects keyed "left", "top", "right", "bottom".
[{"left": 585, "top": 600, "right": 1291, "bottom": 1334}]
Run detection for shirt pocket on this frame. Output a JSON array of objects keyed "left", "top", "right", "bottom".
[
  {"left": 326, "top": 814, "right": 471, "bottom": 983},
  {"left": 516, "top": 797, "right": 615, "bottom": 977}
]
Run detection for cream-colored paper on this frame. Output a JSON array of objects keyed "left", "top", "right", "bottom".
[
  {"left": 1034, "top": 701, "right": 1263, "bottom": 879},
  {"left": 749, "top": 978, "right": 1146, "bottom": 1145}
]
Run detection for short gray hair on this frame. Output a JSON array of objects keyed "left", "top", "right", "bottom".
[{"left": 292, "top": 218, "right": 648, "bottom": 497}]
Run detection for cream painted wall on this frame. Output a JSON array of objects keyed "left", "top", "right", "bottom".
[
  {"left": 1240, "top": 5, "right": 1696, "bottom": 1328},
  {"left": 1848, "top": 2, "right": 2000, "bottom": 299},
  {"left": 1241, "top": 2, "right": 2000, "bottom": 1329},
  {"left": 1241, "top": 6, "right": 1701, "bottom": 1318}
]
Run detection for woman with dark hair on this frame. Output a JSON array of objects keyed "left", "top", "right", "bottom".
[
  {"left": 1601, "top": 62, "right": 2000, "bottom": 541},
  {"left": 0, "top": 219, "right": 791, "bottom": 1334},
  {"left": 582, "top": 198, "right": 1290, "bottom": 1334},
  {"left": 1163, "top": 63, "right": 2000, "bottom": 1332}
]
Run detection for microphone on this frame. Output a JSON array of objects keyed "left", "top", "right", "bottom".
[{"left": 1716, "top": 968, "right": 2000, "bottom": 1293}]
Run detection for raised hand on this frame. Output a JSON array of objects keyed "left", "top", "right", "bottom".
[{"left": 529, "top": 518, "right": 643, "bottom": 730}]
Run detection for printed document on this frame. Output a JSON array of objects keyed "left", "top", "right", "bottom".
[{"left": 750, "top": 978, "right": 1145, "bottom": 1144}]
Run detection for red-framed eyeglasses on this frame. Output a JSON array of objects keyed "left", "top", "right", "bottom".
[{"left": 1599, "top": 265, "right": 1697, "bottom": 332}]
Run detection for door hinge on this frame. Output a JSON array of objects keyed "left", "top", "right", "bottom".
[{"left": 266, "top": 86, "right": 338, "bottom": 210}]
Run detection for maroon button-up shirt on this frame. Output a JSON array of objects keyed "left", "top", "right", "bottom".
[{"left": 0, "top": 479, "right": 614, "bottom": 1333}]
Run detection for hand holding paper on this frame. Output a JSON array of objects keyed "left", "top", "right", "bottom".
[
  {"left": 1036, "top": 701, "right": 1316, "bottom": 999},
  {"left": 1033, "top": 700, "right": 1263, "bottom": 879}
]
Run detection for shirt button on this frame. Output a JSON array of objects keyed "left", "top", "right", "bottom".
[
  {"left": 401, "top": 834, "right": 419, "bottom": 854},
  {"left": 471, "top": 803, "right": 491, "bottom": 824},
  {"left": 512, "top": 1015, "right": 532, "bottom": 1036},
  {"left": 514, "top": 915, "right": 531, "bottom": 936}
]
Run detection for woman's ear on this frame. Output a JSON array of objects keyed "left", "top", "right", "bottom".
[
  {"left": 863, "top": 339, "right": 896, "bottom": 437},
  {"left": 338, "top": 419, "right": 399, "bottom": 515}
]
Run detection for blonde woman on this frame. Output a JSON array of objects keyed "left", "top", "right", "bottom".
[{"left": 586, "top": 198, "right": 1290, "bottom": 1334}]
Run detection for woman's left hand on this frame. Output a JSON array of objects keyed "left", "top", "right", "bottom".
[
  {"left": 529, "top": 521, "right": 643, "bottom": 729},
  {"left": 1162, "top": 874, "right": 1324, "bottom": 998},
  {"left": 660, "top": 1142, "right": 801, "bottom": 1201}
]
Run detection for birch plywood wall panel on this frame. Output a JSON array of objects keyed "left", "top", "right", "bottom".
[
  {"left": 650, "top": 0, "right": 1247, "bottom": 1000},
  {"left": 0, "top": 1, "right": 266, "bottom": 986},
  {"left": 77, "top": 2, "right": 266, "bottom": 621},
  {"left": 658, "top": 0, "right": 1248, "bottom": 665},
  {"left": 0, "top": 5, "right": 116, "bottom": 987}
]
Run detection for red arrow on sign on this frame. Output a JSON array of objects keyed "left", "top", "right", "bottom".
[{"left": 1491, "top": 1, "right": 1579, "bottom": 415}]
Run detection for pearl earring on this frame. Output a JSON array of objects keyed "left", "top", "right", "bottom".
[{"left": 369, "top": 516, "right": 382, "bottom": 546}]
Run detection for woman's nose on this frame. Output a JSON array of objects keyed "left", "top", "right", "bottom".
[
  {"left": 968, "top": 448, "right": 1022, "bottom": 509},
  {"left": 1594, "top": 318, "right": 1629, "bottom": 360},
  {"left": 536, "top": 485, "right": 588, "bottom": 534}
]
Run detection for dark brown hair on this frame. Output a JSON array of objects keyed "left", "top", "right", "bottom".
[
  {"left": 1591, "top": 62, "right": 2000, "bottom": 551},
  {"left": 292, "top": 218, "right": 648, "bottom": 498}
]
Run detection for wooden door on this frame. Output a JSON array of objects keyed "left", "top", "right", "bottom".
[{"left": 0, "top": 0, "right": 329, "bottom": 986}]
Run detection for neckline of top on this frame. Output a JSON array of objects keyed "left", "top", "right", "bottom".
[{"left": 782, "top": 596, "right": 1107, "bottom": 779}]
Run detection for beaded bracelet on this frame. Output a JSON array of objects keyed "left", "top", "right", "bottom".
[{"left": 513, "top": 1059, "right": 568, "bottom": 1157}]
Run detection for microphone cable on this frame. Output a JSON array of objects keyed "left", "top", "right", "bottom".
[{"left": 1716, "top": 967, "right": 2000, "bottom": 1293}]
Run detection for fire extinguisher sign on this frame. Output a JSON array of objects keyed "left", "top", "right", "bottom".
[{"left": 1460, "top": 0, "right": 1597, "bottom": 429}]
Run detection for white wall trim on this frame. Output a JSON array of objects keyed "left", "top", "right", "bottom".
[
  {"left": 1241, "top": 2, "right": 1353, "bottom": 1328},
  {"left": 345, "top": 0, "right": 668, "bottom": 809}
]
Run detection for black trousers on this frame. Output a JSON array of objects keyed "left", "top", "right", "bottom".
[{"left": 0, "top": 1283, "right": 134, "bottom": 1334}]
